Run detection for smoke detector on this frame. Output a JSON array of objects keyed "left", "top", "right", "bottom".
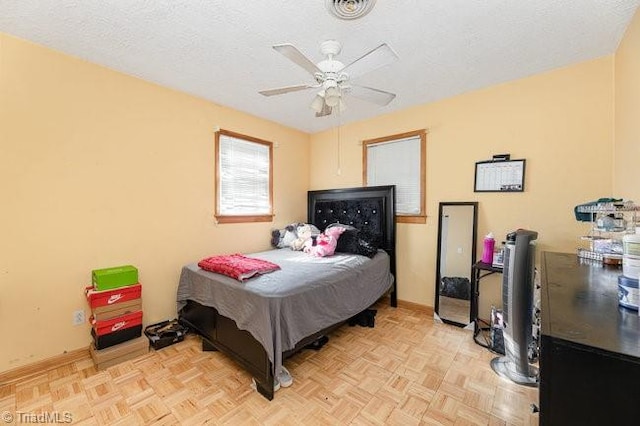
[{"left": 326, "top": 0, "right": 377, "bottom": 20}]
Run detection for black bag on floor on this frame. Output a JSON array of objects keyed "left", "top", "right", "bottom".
[{"left": 144, "top": 319, "right": 188, "bottom": 350}]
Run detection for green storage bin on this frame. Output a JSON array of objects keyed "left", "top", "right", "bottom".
[{"left": 92, "top": 265, "right": 138, "bottom": 291}]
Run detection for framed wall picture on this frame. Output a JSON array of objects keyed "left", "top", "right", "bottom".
[{"left": 474, "top": 159, "right": 526, "bottom": 192}]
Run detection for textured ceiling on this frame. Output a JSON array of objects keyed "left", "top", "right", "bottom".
[{"left": 1, "top": 0, "right": 638, "bottom": 133}]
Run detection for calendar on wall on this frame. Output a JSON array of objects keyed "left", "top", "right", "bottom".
[{"left": 474, "top": 159, "right": 526, "bottom": 192}]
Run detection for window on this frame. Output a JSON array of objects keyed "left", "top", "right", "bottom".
[
  {"left": 363, "top": 130, "right": 426, "bottom": 224},
  {"left": 215, "top": 129, "right": 273, "bottom": 224}
]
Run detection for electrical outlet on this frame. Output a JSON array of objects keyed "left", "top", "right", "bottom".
[{"left": 73, "top": 309, "right": 86, "bottom": 326}]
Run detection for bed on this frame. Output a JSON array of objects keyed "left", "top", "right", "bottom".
[{"left": 177, "top": 185, "right": 397, "bottom": 400}]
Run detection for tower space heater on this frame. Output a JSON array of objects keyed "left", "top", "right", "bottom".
[{"left": 491, "top": 229, "right": 538, "bottom": 387}]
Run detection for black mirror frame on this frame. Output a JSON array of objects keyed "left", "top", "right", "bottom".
[{"left": 434, "top": 201, "right": 478, "bottom": 327}]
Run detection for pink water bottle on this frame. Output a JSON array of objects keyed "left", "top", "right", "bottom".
[{"left": 481, "top": 232, "right": 495, "bottom": 264}]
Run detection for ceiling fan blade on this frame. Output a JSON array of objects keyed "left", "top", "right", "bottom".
[
  {"left": 341, "top": 43, "right": 399, "bottom": 79},
  {"left": 259, "top": 84, "right": 315, "bottom": 96},
  {"left": 349, "top": 85, "right": 396, "bottom": 106},
  {"left": 273, "top": 43, "right": 321, "bottom": 76},
  {"left": 315, "top": 102, "right": 332, "bottom": 117}
]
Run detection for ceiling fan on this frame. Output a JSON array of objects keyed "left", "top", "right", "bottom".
[{"left": 259, "top": 40, "right": 398, "bottom": 117}]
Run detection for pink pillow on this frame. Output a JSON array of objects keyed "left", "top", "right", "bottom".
[{"left": 303, "top": 226, "right": 346, "bottom": 257}]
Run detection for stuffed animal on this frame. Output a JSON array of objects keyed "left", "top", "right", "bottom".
[
  {"left": 303, "top": 226, "right": 346, "bottom": 257},
  {"left": 272, "top": 223, "right": 320, "bottom": 250},
  {"left": 271, "top": 228, "right": 286, "bottom": 248},
  {"left": 271, "top": 223, "right": 303, "bottom": 249},
  {"left": 290, "top": 223, "right": 320, "bottom": 251}
]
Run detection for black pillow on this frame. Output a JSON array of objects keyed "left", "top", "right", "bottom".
[{"left": 328, "top": 223, "right": 381, "bottom": 258}]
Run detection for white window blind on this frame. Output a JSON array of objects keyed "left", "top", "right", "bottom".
[
  {"left": 367, "top": 136, "right": 421, "bottom": 215},
  {"left": 218, "top": 134, "right": 271, "bottom": 215}
]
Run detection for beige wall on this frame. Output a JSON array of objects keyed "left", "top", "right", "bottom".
[
  {"left": 0, "top": 33, "right": 310, "bottom": 372},
  {"left": 310, "top": 57, "right": 615, "bottom": 316},
  {"left": 615, "top": 7, "right": 640, "bottom": 202}
]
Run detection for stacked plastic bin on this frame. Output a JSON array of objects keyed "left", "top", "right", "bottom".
[{"left": 85, "top": 265, "right": 147, "bottom": 369}]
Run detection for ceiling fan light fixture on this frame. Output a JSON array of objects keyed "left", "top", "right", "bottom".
[
  {"left": 324, "top": 86, "right": 341, "bottom": 107},
  {"left": 326, "top": 0, "right": 376, "bottom": 20},
  {"left": 310, "top": 94, "right": 325, "bottom": 113}
]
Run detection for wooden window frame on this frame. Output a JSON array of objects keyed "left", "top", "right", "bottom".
[
  {"left": 363, "top": 129, "right": 427, "bottom": 224},
  {"left": 215, "top": 129, "right": 274, "bottom": 224}
]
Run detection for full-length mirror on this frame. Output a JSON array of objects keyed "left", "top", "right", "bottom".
[{"left": 435, "top": 202, "right": 478, "bottom": 327}]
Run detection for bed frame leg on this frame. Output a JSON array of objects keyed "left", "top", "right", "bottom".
[
  {"left": 202, "top": 338, "right": 219, "bottom": 352},
  {"left": 253, "top": 378, "right": 275, "bottom": 401},
  {"left": 391, "top": 289, "right": 397, "bottom": 307}
]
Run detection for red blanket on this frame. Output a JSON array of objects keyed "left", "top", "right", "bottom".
[{"left": 198, "top": 254, "right": 280, "bottom": 281}]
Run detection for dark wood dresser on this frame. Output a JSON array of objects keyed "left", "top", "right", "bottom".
[{"left": 540, "top": 251, "right": 640, "bottom": 425}]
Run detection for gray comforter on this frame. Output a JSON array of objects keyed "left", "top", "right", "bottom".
[{"left": 176, "top": 249, "right": 393, "bottom": 375}]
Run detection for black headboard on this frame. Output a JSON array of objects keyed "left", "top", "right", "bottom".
[{"left": 307, "top": 185, "right": 397, "bottom": 307}]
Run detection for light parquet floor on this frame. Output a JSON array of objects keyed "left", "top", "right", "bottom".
[{"left": 0, "top": 301, "right": 539, "bottom": 425}]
